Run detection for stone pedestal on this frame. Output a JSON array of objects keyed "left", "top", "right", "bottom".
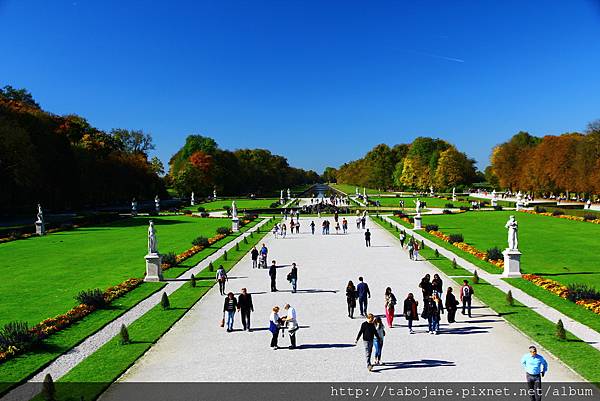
[
  {"left": 413, "top": 214, "right": 422, "bottom": 230},
  {"left": 35, "top": 221, "right": 45, "bottom": 236},
  {"left": 232, "top": 218, "right": 240, "bottom": 232},
  {"left": 502, "top": 249, "right": 522, "bottom": 278},
  {"left": 144, "top": 253, "right": 163, "bottom": 282},
  {"left": 452, "top": 196, "right": 457, "bottom": 202},
  {"left": 491, "top": 198, "right": 497, "bottom": 207}
]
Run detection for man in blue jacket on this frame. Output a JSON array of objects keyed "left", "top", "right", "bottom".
[{"left": 356, "top": 277, "right": 371, "bottom": 316}]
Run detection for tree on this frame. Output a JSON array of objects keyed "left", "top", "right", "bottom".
[
  {"left": 150, "top": 156, "right": 165, "bottom": 175},
  {"left": 434, "top": 146, "right": 477, "bottom": 189},
  {"left": 111, "top": 129, "right": 155, "bottom": 156},
  {"left": 0, "top": 85, "right": 39, "bottom": 108},
  {"left": 321, "top": 167, "right": 338, "bottom": 183}
]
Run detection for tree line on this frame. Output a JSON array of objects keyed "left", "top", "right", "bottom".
[
  {"left": 328, "top": 137, "right": 479, "bottom": 191},
  {"left": 488, "top": 123, "right": 600, "bottom": 195},
  {"left": 167, "top": 135, "right": 319, "bottom": 197},
  {"left": 0, "top": 86, "right": 165, "bottom": 214}
]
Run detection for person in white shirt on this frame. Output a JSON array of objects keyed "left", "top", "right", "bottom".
[{"left": 283, "top": 304, "right": 298, "bottom": 349}]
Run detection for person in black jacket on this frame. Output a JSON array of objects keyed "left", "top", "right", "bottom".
[
  {"left": 419, "top": 274, "right": 432, "bottom": 302},
  {"left": 403, "top": 293, "right": 419, "bottom": 334},
  {"left": 355, "top": 313, "right": 382, "bottom": 371},
  {"left": 431, "top": 274, "right": 443, "bottom": 295},
  {"left": 223, "top": 292, "right": 238, "bottom": 332},
  {"left": 269, "top": 260, "right": 277, "bottom": 292},
  {"left": 288, "top": 263, "right": 298, "bottom": 293},
  {"left": 364, "top": 229, "right": 371, "bottom": 247},
  {"left": 250, "top": 246, "right": 259, "bottom": 269},
  {"left": 445, "top": 287, "right": 458, "bottom": 323},
  {"left": 237, "top": 288, "right": 254, "bottom": 331},
  {"left": 346, "top": 281, "right": 358, "bottom": 318}
]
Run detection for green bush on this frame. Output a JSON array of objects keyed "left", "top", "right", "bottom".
[
  {"left": 420, "top": 240, "right": 425, "bottom": 249},
  {"left": 41, "top": 373, "right": 55, "bottom": 401},
  {"left": 192, "top": 236, "right": 210, "bottom": 247},
  {"left": 243, "top": 236, "right": 248, "bottom": 244},
  {"left": 434, "top": 249, "right": 439, "bottom": 258},
  {"left": 459, "top": 206, "right": 470, "bottom": 211},
  {"left": 486, "top": 247, "right": 503, "bottom": 261},
  {"left": 209, "top": 262, "right": 214, "bottom": 272},
  {"left": 534, "top": 206, "right": 547, "bottom": 213},
  {"left": 425, "top": 224, "right": 439, "bottom": 232},
  {"left": 223, "top": 250, "right": 228, "bottom": 261},
  {"left": 190, "top": 273, "right": 196, "bottom": 288},
  {"left": 444, "top": 203, "right": 454, "bottom": 208},
  {"left": 162, "top": 252, "right": 177, "bottom": 266},
  {"left": 197, "top": 206, "right": 206, "bottom": 212},
  {"left": 566, "top": 283, "right": 600, "bottom": 302},
  {"left": 235, "top": 242, "right": 240, "bottom": 251},
  {"left": 448, "top": 233, "right": 464, "bottom": 244},
  {"left": 556, "top": 319, "right": 566, "bottom": 340},
  {"left": 442, "top": 209, "right": 453, "bottom": 214},
  {"left": 161, "top": 292, "right": 170, "bottom": 310},
  {"left": 493, "top": 205, "right": 503, "bottom": 211},
  {"left": 452, "top": 258, "right": 457, "bottom": 269},
  {"left": 0, "top": 321, "right": 37, "bottom": 351},
  {"left": 75, "top": 288, "right": 107, "bottom": 308},
  {"left": 583, "top": 213, "right": 597, "bottom": 221},
  {"left": 119, "top": 324, "right": 130, "bottom": 345},
  {"left": 216, "top": 226, "right": 231, "bottom": 235},
  {"left": 472, "top": 270, "right": 479, "bottom": 284},
  {"left": 506, "top": 290, "right": 514, "bottom": 306},
  {"left": 552, "top": 210, "right": 564, "bottom": 216}
]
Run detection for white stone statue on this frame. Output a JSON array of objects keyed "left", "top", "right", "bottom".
[
  {"left": 287, "top": 188, "right": 291, "bottom": 199},
  {"left": 132, "top": 198, "right": 137, "bottom": 215},
  {"left": 154, "top": 195, "right": 160, "bottom": 212},
  {"left": 355, "top": 187, "right": 359, "bottom": 195},
  {"left": 414, "top": 198, "right": 422, "bottom": 214},
  {"left": 232, "top": 200, "right": 238, "bottom": 219},
  {"left": 213, "top": 189, "right": 217, "bottom": 199},
  {"left": 280, "top": 190, "right": 284, "bottom": 199},
  {"left": 430, "top": 186, "right": 434, "bottom": 196},
  {"left": 148, "top": 220, "right": 158, "bottom": 254},
  {"left": 586, "top": 199, "right": 592, "bottom": 210},
  {"left": 36, "top": 204, "right": 44, "bottom": 223},
  {"left": 191, "top": 192, "right": 195, "bottom": 206},
  {"left": 505, "top": 215, "right": 518, "bottom": 250}
]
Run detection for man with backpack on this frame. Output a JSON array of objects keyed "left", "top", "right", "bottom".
[
  {"left": 216, "top": 265, "right": 228, "bottom": 296},
  {"left": 460, "top": 279, "right": 474, "bottom": 317}
]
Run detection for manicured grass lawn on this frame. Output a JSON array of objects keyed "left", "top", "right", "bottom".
[
  {"left": 184, "top": 198, "right": 279, "bottom": 211},
  {"left": 369, "top": 196, "right": 472, "bottom": 208},
  {"left": 330, "top": 183, "right": 380, "bottom": 195},
  {"left": 0, "top": 216, "right": 233, "bottom": 327},
  {"left": 421, "top": 211, "right": 600, "bottom": 289},
  {"left": 373, "top": 217, "right": 600, "bottom": 383}
]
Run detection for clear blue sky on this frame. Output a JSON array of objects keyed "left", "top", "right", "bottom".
[{"left": 1, "top": 0, "right": 599, "bottom": 173}]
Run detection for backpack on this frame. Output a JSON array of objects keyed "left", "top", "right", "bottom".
[{"left": 462, "top": 285, "right": 471, "bottom": 297}]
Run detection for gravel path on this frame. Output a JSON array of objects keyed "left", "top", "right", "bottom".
[
  {"left": 1, "top": 218, "right": 271, "bottom": 401},
  {"left": 102, "top": 216, "right": 580, "bottom": 391}
]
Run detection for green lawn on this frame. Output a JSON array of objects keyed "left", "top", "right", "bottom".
[
  {"left": 330, "top": 183, "right": 381, "bottom": 195},
  {"left": 373, "top": 216, "right": 600, "bottom": 382},
  {"left": 0, "top": 216, "right": 233, "bottom": 327},
  {"left": 421, "top": 211, "right": 600, "bottom": 289},
  {"left": 369, "top": 196, "right": 472, "bottom": 208},
  {"left": 185, "top": 198, "right": 279, "bottom": 211}
]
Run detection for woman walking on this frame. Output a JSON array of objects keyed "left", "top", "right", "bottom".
[
  {"left": 432, "top": 274, "right": 443, "bottom": 296},
  {"left": 403, "top": 293, "right": 419, "bottom": 334},
  {"left": 269, "top": 306, "right": 282, "bottom": 349},
  {"left": 384, "top": 287, "right": 397, "bottom": 328},
  {"left": 445, "top": 287, "right": 459, "bottom": 323},
  {"left": 281, "top": 223, "right": 287, "bottom": 238},
  {"left": 223, "top": 292, "right": 237, "bottom": 332},
  {"left": 413, "top": 240, "right": 420, "bottom": 261},
  {"left": 354, "top": 313, "right": 382, "bottom": 371},
  {"left": 407, "top": 239, "right": 414, "bottom": 260},
  {"left": 419, "top": 274, "right": 432, "bottom": 303},
  {"left": 216, "top": 265, "right": 228, "bottom": 296},
  {"left": 373, "top": 317, "right": 386, "bottom": 365},
  {"left": 346, "top": 281, "right": 358, "bottom": 318}
]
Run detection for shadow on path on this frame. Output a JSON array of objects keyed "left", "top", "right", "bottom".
[
  {"left": 297, "top": 343, "right": 355, "bottom": 350},
  {"left": 375, "top": 359, "right": 455, "bottom": 371},
  {"left": 276, "top": 289, "right": 339, "bottom": 294}
]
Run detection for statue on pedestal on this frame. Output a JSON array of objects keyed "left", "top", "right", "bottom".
[
  {"left": 191, "top": 192, "right": 195, "bottom": 206},
  {"left": 452, "top": 187, "right": 456, "bottom": 201},
  {"left": 430, "top": 186, "right": 434, "bottom": 196},
  {"left": 36, "top": 204, "right": 44, "bottom": 223},
  {"left": 213, "top": 189, "right": 217, "bottom": 200},
  {"left": 505, "top": 215, "right": 518, "bottom": 250},
  {"left": 232, "top": 200, "right": 238, "bottom": 219},
  {"left": 287, "top": 188, "right": 291, "bottom": 199},
  {"left": 148, "top": 220, "right": 158, "bottom": 254},
  {"left": 132, "top": 198, "right": 137, "bottom": 216},
  {"left": 414, "top": 198, "right": 422, "bottom": 214},
  {"left": 154, "top": 195, "right": 160, "bottom": 212}
]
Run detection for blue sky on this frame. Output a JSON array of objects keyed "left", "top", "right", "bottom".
[{"left": 1, "top": 0, "right": 599, "bottom": 173}]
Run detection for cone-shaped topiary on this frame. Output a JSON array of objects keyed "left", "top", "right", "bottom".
[
  {"left": 434, "top": 248, "right": 439, "bottom": 258},
  {"left": 190, "top": 273, "right": 196, "bottom": 288},
  {"left": 395, "top": 225, "right": 398, "bottom": 231},
  {"left": 556, "top": 319, "right": 566, "bottom": 340},
  {"left": 223, "top": 250, "right": 228, "bottom": 261},
  {"left": 421, "top": 240, "right": 425, "bottom": 249},
  {"left": 472, "top": 270, "right": 480, "bottom": 284},
  {"left": 452, "top": 258, "right": 457, "bottom": 269},
  {"left": 506, "top": 290, "right": 514, "bottom": 306},
  {"left": 209, "top": 262, "right": 214, "bottom": 272},
  {"left": 235, "top": 242, "right": 240, "bottom": 251},
  {"left": 243, "top": 236, "right": 248, "bottom": 244},
  {"left": 42, "top": 374, "right": 55, "bottom": 401},
  {"left": 119, "top": 323, "right": 130, "bottom": 345},
  {"left": 161, "top": 292, "right": 170, "bottom": 310}
]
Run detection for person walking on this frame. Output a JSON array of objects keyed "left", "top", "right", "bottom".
[
  {"left": 295, "top": 220, "right": 300, "bottom": 234},
  {"left": 445, "top": 287, "right": 459, "bottom": 323},
  {"left": 399, "top": 231, "right": 406, "bottom": 248},
  {"left": 223, "top": 292, "right": 237, "bottom": 332},
  {"left": 272, "top": 223, "right": 279, "bottom": 239},
  {"left": 288, "top": 262, "right": 298, "bottom": 293},
  {"left": 283, "top": 303, "right": 299, "bottom": 349},
  {"left": 419, "top": 274, "right": 432, "bottom": 303},
  {"left": 216, "top": 265, "right": 228, "bottom": 296},
  {"left": 310, "top": 220, "right": 315, "bottom": 235},
  {"left": 407, "top": 239, "right": 414, "bottom": 260},
  {"left": 335, "top": 222, "right": 340, "bottom": 234},
  {"left": 354, "top": 313, "right": 382, "bottom": 371},
  {"left": 269, "top": 260, "right": 278, "bottom": 292},
  {"left": 384, "top": 287, "right": 397, "bottom": 328},
  {"left": 432, "top": 274, "right": 443, "bottom": 296},
  {"left": 356, "top": 277, "right": 370, "bottom": 316},
  {"left": 260, "top": 244, "right": 268, "bottom": 268},
  {"left": 403, "top": 293, "right": 419, "bottom": 334},
  {"left": 361, "top": 216, "right": 366, "bottom": 229},
  {"left": 413, "top": 240, "right": 420, "bottom": 261},
  {"left": 346, "top": 281, "right": 358, "bottom": 318},
  {"left": 460, "top": 279, "right": 474, "bottom": 317},
  {"left": 322, "top": 220, "right": 327, "bottom": 235},
  {"left": 281, "top": 223, "right": 287, "bottom": 238},
  {"left": 356, "top": 216, "right": 361, "bottom": 229},
  {"left": 423, "top": 295, "right": 440, "bottom": 334},
  {"left": 364, "top": 229, "right": 371, "bottom": 247},
  {"left": 373, "top": 317, "right": 385, "bottom": 365},
  {"left": 342, "top": 218, "right": 348, "bottom": 234},
  {"left": 269, "top": 306, "right": 282, "bottom": 349},
  {"left": 521, "top": 346, "right": 548, "bottom": 401},
  {"left": 251, "top": 246, "right": 259, "bottom": 269},
  {"left": 237, "top": 288, "right": 254, "bottom": 331}
]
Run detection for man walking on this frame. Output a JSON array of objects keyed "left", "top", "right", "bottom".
[
  {"left": 269, "top": 260, "right": 278, "bottom": 292},
  {"left": 460, "top": 279, "right": 474, "bottom": 317},
  {"left": 216, "top": 265, "right": 228, "bottom": 296},
  {"left": 310, "top": 220, "right": 315, "bottom": 235},
  {"left": 355, "top": 313, "right": 382, "bottom": 371},
  {"left": 356, "top": 277, "right": 371, "bottom": 316},
  {"left": 283, "top": 303, "right": 299, "bottom": 349},
  {"left": 237, "top": 288, "right": 254, "bottom": 331},
  {"left": 521, "top": 346, "right": 548, "bottom": 401},
  {"left": 364, "top": 229, "right": 371, "bottom": 247},
  {"left": 251, "top": 246, "right": 259, "bottom": 269},
  {"left": 288, "top": 262, "right": 298, "bottom": 293},
  {"left": 399, "top": 231, "right": 406, "bottom": 248}
]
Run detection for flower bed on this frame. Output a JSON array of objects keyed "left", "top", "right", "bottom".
[
  {"left": 0, "top": 278, "right": 142, "bottom": 364},
  {"left": 522, "top": 274, "right": 600, "bottom": 316},
  {"left": 427, "top": 230, "right": 504, "bottom": 269},
  {"left": 521, "top": 210, "right": 600, "bottom": 224}
]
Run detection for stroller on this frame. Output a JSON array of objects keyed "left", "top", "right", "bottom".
[{"left": 259, "top": 254, "right": 268, "bottom": 269}]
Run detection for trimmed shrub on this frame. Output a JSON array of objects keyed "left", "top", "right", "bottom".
[
  {"left": 75, "top": 289, "right": 107, "bottom": 308},
  {"left": 452, "top": 258, "right": 457, "bottom": 269},
  {"left": 566, "top": 283, "right": 600, "bottom": 302},
  {"left": 534, "top": 206, "right": 547, "bottom": 213},
  {"left": 183, "top": 209, "right": 192, "bottom": 215},
  {"left": 42, "top": 374, "right": 55, "bottom": 401},
  {"left": 235, "top": 242, "right": 240, "bottom": 251},
  {"left": 161, "top": 292, "right": 170, "bottom": 310},
  {"left": 197, "top": 206, "right": 206, "bottom": 212},
  {"left": 448, "top": 233, "right": 464, "bottom": 244},
  {"left": 190, "top": 273, "right": 196, "bottom": 288},
  {"left": 8, "top": 230, "right": 22, "bottom": 240},
  {"left": 200, "top": 212, "right": 209, "bottom": 218},
  {"left": 395, "top": 225, "right": 398, "bottom": 232},
  {"left": 243, "top": 236, "right": 248, "bottom": 244},
  {"left": 442, "top": 209, "right": 453, "bottom": 214},
  {"left": 192, "top": 236, "right": 210, "bottom": 247},
  {"left": 223, "top": 250, "right": 228, "bottom": 261},
  {"left": 552, "top": 210, "right": 564, "bottom": 216},
  {"left": 216, "top": 226, "right": 231, "bottom": 235},
  {"left": 425, "top": 224, "right": 439, "bottom": 232},
  {"left": 420, "top": 240, "right": 425, "bottom": 249},
  {"left": 506, "top": 290, "right": 514, "bottom": 306},
  {"left": 583, "top": 213, "right": 597, "bottom": 221},
  {"left": 444, "top": 203, "right": 454, "bottom": 209},
  {"left": 0, "top": 321, "right": 37, "bottom": 351},
  {"left": 493, "top": 205, "right": 503, "bottom": 211},
  {"left": 270, "top": 201, "right": 280, "bottom": 208},
  {"left": 459, "top": 206, "right": 470, "bottom": 211},
  {"left": 556, "top": 319, "right": 566, "bottom": 340},
  {"left": 209, "top": 262, "right": 214, "bottom": 272},
  {"left": 434, "top": 248, "right": 439, "bottom": 258},
  {"left": 162, "top": 252, "right": 177, "bottom": 266},
  {"left": 472, "top": 270, "right": 480, "bottom": 284},
  {"left": 486, "top": 247, "right": 503, "bottom": 261},
  {"left": 119, "top": 324, "right": 130, "bottom": 345}
]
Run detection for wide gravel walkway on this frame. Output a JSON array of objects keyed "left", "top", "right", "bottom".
[{"left": 110, "top": 216, "right": 581, "bottom": 384}]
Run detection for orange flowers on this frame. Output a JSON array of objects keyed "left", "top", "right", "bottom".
[
  {"left": 523, "top": 274, "right": 600, "bottom": 316},
  {"left": 427, "top": 230, "right": 504, "bottom": 269},
  {"left": 521, "top": 210, "right": 600, "bottom": 224}
]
